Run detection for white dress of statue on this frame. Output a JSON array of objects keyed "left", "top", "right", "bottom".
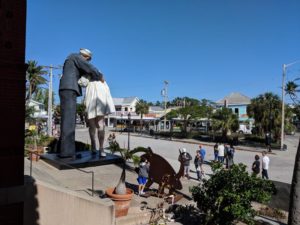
[{"left": 79, "top": 76, "right": 115, "bottom": 157}]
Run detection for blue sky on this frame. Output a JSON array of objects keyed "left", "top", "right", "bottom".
[{"left": 26, "top": 0, "right": 300, "bottom": 104}]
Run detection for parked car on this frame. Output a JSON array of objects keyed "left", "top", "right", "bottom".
[{"left": 238, "top": 124, "right": 252, "bottom": 134}]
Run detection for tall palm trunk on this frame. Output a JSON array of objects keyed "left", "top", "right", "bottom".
[{"left": 289, "top": 138, "right": 300, "bottom": 224}]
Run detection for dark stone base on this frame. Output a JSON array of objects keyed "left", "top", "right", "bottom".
[{"left": 40, "top": 150, "right": 123, "bottom": 170}]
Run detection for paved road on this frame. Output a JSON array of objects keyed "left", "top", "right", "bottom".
[{"left": 75, "top": 128, "right": 299, "bottom": 184}]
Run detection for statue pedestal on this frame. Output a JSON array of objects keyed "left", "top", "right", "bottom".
[{"left": 40, "top": 150, "right": 122, "bottom": 170}]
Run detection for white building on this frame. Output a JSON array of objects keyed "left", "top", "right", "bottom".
[{"left": 27, "top": 99, "right": 48, "bottom": 119}]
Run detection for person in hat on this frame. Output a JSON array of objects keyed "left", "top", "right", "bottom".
[
  {"left": 179, "top": 148, "right": 192, "bottom": 179},
  {"left": 59, "top": 48, "right": 104, "bottom": 158}
]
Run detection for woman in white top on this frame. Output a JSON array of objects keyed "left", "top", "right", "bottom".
[{"left": 79, "top": 75, "right": 115, "bottom": 157}]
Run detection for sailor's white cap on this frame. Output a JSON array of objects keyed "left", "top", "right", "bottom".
[{"left": 80, "top": 48, "right": 92, "bottom": 58}]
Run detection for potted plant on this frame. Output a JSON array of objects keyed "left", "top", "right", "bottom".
[{"left": 106, "top": 139, "right": 149, "bottom": 217}]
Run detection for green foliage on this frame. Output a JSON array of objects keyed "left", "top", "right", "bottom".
[
  {"left": 190, "top": 163, "right": 276, "bottom": 225},
  {"left": 76, "top": 102, "right": 86, "bottom": 122},
  {"left": 25, "top": 105, "right": 36, "bottom": 123},
  {"left": 135, "top": 100, "right": 149, "bottom": 131},
  {"left": 247, "top": 92, "right": 282, "bottom": 139},
  {"left": 212, "top": 107, "right": 239, "bottom": 139},
  {"left": 108, "top": 139, "right": 151, "bottom": 192},
  {"left": 210, "top": 161, "right": 223, "bottom": 173},
  {"left": 285, "top": 80, "right": 300, "bottom": 104},
  {"left": 26, "top": 60, "right": 47, "bottom": 100}
]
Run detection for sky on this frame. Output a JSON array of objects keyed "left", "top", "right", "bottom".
[{"left": 26, "top": 0, "right": 300, "bottom": 104}]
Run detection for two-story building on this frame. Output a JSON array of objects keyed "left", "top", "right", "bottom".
[{"left": 215, "top": 92, "right": 254, "bottom": 132}]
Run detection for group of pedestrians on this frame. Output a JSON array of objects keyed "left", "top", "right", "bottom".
[
  {"left": 136, "top": 142, "right": 271, "bottom": 193},
  {"left": 251, "top": 151, "right": 270, "bottom": 179},
  {"left": 178, "top": 145, "right": 207, "bottom": 181},
  {"left": 213, "top": 143, "right": 235, "bottom": 169}
]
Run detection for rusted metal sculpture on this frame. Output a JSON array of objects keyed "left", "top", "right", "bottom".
[{"left": 141, "top": 148, "right": 184, "bottom": 198}]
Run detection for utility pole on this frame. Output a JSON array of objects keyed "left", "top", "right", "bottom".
[
  {"left": 161, "top": 81, "right": 169, "bottom": 132},
  {"left": 42, "top": 65, "right": 62, "bottom": 136},
  {"left": 281, "top": 64, "right": 286, "bottom": 150}
]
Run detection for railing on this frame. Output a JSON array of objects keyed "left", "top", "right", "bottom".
[{"left": 28, "top": 151, "right": 95, "bottom": 196}]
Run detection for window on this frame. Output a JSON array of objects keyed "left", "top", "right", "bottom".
[
  {"left": 125, "top": 107, "right": 128, "bottom": 111},
  {"left": 235, "top": 108, "right": 239, "bottom": 114}
]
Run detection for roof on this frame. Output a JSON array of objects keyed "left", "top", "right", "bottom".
[
  {"left": 149, "top": 106, "right": 164, "bottom": 112},
  {"left": 27, "top": 99, "right": 44, "bottom": 106},
  {"left": 113, "top": 97, "right": 138, "bottom": 106},
  {"left": 216, "top": 92, "right": 251, "bottom": 105}
]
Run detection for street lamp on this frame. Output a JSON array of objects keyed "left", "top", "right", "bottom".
[
  {"left": 281, "top": 60, "right": 300, "bottom": 150},
  {"left": 127, "top": 113, "right": 131, "bottom": 150},
  {"left": 161, "top": 81, "right": 169, "bottom": 132}
]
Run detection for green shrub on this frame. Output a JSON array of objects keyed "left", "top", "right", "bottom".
[{"left": 190, "top": 163, "right": 276, "bottom": 225}]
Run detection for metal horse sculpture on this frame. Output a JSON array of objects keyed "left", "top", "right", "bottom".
[{"left": 141, "top": 147, "right": 184, "bottom": 197}]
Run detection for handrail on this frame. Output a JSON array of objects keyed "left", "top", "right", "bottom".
[{"left": 28, "top": 151, "right": 95, "bottom": 196}]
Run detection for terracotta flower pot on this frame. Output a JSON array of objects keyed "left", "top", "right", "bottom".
[
  {"left": 106, "top": 187, "right": 134, "bottom": 217},
  {"left": 28, "top": 146, "right": 44, "bottom": 162}
]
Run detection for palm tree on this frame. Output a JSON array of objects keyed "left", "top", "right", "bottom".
[
  {"left": 108, "top": 140, "right": 150, "bottom": 195},
  {"left": 135, "top": 100, "right": 149, "bottom": 133},
  {"left": 286, "top": 80, "right": 300, "bottom": 104},
  {"left": 212, "top": 107, "right": 239, "bottom": 141},
  {"left": 247, "top": 92, "right": 281, "bottom": 139},
  {"left": 26, "top": 60, "right": 47, "bottom": 100}
]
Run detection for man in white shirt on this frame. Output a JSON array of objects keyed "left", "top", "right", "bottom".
[
  {"left": 218, "top": 143, "right": 225, "bottom": 163},
  {"left": 262, "top": 151, "right": 270, "bottom": 179}
]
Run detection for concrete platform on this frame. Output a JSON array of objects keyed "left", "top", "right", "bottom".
[{"left": 41, "top": 151, "right": 123, "bottom": 170}]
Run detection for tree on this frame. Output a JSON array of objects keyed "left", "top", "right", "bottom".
[
  {"left": 247, "top": 92, "right": 282, "bottom": 139},
  {"left": 135, "top": 99, "right": 149, "bottom": 132},
  {"left": 190, "top": 164, "right": 276, "bottom": 225},
  {"left": 26, "top": 60, "right": 47, "bottom": 100},
  {"left": 211, "top": 107, "right": 239, "bottom": 140},
  {"left": 25, "top": 104, "right": 36, "bottom": 123},
  {"left": 76, "top": 102, "right": 86, "bottom": 124},
  {"left": 286, "top": 80, "right": 300, "bottom": 104},
  {"left": 170, "top": 97, "right": 199, "bottom": 107}
]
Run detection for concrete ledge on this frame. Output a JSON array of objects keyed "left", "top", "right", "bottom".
[{"left": 24, "top": 176, "right": 115, "bottom": 225}]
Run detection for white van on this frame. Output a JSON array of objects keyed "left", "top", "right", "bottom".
[{"left": 238, "top": 124, "right": 252, "bottom": 134}]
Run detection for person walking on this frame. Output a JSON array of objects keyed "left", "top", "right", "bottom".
[
  {"left": 199, "top": 145, "right": 206, "bottom": 163},
  {"left": 194, "top": 151, "right": 203, "bottom": 181},
  {"left": 226, "top": 144, "right": 235, "bottom": 169},
  {"left": 262, "top": 151, "right": 270, "bottom": 179},
  {"left": 217, "top": 143, "right": 225, "bottom": 163},
  {"left": 252, "top": 155, "right": 260, "bottom": 176},
  {"left": 180, "top": 148, "right": 192, "bottom": 179},
  {"left": 265, "top": 132, "right": 272, "bottom": 152},
  {"left": 213, "top": 143, "right": 219, "bottom": 161},
  {"left": 137, "top": 158, "right": 150, "bottom": 195},
  {"left": 59, "top": 48, "right": 103, "bottom": 158}
]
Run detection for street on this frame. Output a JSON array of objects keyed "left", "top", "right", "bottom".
[{"left": 76, "top": 128, "right": 300, "bottom": 185}]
